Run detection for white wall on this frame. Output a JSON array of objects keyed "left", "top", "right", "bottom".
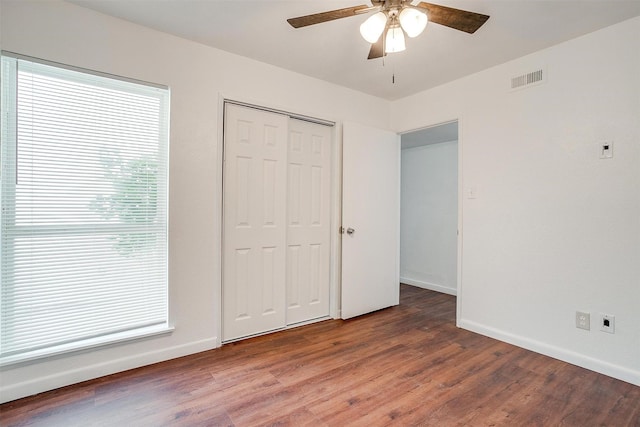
[
  {"left": 392, "top": 17, "right": 640, "bottom": 386},
  {"left": 1, "top": 0, "right": 638, "bottom": 403},
  {"left": 400, "top": 141, "right": 458, "bottom": 295},
  {"left": 0, "top": 0, "right": 391, "bottom": 403}
]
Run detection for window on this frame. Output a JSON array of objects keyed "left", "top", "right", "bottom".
[{"left": 0, "top": 54, "right": 170, "bottom": 364}]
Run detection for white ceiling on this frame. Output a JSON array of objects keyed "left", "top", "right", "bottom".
[
  {"left": 401, "top": 121, "right": 458, "bottom": 149},
  {"left": 69, "top": 0, "right": 640, "bottom": 100}
]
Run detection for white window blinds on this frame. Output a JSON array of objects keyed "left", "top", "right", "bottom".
[{"left": 0, "top": 55, "right": 170, "bottom": 364}]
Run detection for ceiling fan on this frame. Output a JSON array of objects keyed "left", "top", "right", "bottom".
[{"left": 287, "top": 0, "right": 490, "bottom": 60}]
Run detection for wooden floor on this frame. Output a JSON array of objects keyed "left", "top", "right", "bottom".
[{"left": 2, "top": 285, "right": 639, "bottom": 427}]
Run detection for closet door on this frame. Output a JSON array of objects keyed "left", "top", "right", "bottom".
[
  {"left": 286, "top": 119, "right": 332, "bottom": 325},
  {"left": 223, "top": 104, "right": 288, "bottom": 341}
]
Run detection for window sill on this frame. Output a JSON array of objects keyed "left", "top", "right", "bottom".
[{"left": 0, "top": 324, "right": 175, "bottom": 368}]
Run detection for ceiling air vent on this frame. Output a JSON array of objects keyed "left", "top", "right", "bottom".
[{"left": 511, "top": 69, "right": 545, "bottom": 91}]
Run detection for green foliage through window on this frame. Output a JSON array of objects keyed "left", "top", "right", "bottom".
[{"left": 91, "top": 155, "right": 159, "bottom": 256}]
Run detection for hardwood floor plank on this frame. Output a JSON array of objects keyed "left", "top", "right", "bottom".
[{"left": 2, "top": 284, "right": 639, "bottom": 426}]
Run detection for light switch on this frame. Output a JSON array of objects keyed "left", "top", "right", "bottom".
[{"left": 465, "top": 186, "right": 477, "bottom": 199}]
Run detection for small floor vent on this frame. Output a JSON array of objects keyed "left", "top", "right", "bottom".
[{"left": 511, "top": 69, "right": 545, "bottom": 91}]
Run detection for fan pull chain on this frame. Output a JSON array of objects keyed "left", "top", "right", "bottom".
[
  {"left": 379, "top": 34, "right": 395, "bottom": 85},
  {"left": 392, "top": 60, "right": 396, "bottom": 84}
]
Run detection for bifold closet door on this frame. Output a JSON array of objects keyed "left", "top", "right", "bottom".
[
  {"left": 223, "top": 104, "right": 288, "bottom": 341},
  {"left": 286, "top": 119, "right": 331, "bottom": 325}
]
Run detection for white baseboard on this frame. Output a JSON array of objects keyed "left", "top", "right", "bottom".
[
  {"left": 459, "top": 319, "right": 640, "bottom": 387},
  {"left": 400, "top": 277, "right": 457, "bottom": 296},
  {"left": 0, "top": 338, "right": 218, "bottom": 403}
]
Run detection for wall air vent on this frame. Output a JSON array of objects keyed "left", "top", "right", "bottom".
[{"left": 510, "top": 69, "right": 545, "bottom": 91}]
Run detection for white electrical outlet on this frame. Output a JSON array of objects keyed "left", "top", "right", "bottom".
[
  {"left": 576, "top": 311, "right": 590, "bottom": 331},
  {"left": 600, "top": 314, "right": 615, "bottom": 334}
]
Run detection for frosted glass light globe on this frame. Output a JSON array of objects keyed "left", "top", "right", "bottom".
[
  {"left": 385, "top": 26, "right": 406, "bottom": 53},
  {"left": 360, "top": 12, "right": 387, "bottom": 43},
  {"left": 399, "top": 8, "right": 428, "bottom": 38}
]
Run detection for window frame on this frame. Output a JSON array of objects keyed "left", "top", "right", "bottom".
[{"left": 0, "top": 52, "right": 172, "bottom": 366}]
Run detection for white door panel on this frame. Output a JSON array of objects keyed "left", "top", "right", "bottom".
[
  {"left": 223, "top": 104, "right": 288, "bottom": 341},
  {"left": 223, "top": 104, "right": 332, "bottom": 341},
  {"left": 341, "top": 122, "right": 400, "bottom": 319},
  {"left": 286, "top": 119, "right": 331, "bottom": 324}
]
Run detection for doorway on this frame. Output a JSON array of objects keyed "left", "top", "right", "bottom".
[{"left": 399, "top": 121, "right": 459, "bottom": 296}]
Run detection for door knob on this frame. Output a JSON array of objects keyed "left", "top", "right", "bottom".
[{"left": 346, "top": 227, "right": 355, "bottom": 236}]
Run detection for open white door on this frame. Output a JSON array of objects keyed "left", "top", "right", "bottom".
[{"left": 341, "top": 122, "right": 400, "bottom": 319}]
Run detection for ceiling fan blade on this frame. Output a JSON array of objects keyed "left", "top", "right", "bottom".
[
  {"left": 367, "top": 37, "right": 385, "bottom": 60},
  {"left": 417, "top": 2, "right": 489, "bottom": 34},
  {"left": 287, "top": 5, "right": 374, "bottom": 28}
]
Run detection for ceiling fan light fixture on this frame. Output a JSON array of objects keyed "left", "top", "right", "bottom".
[
  {"left": 286, "top": 2, "right": 490, "bottom": 61},
  {"left": 359, "top": 11, "right": 387, "bottom": 43},
  {"left": 385, "top": 25, "right": 406, "bottom": 53},
  {"left": 399, "top": 8, "right": 428, "bottom": 38}
]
